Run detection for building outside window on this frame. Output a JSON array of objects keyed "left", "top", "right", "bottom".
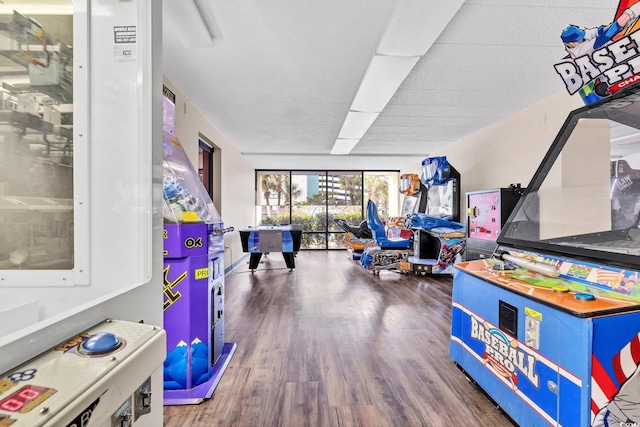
[{"left": 256, "top": 170, "right": 398, "bottom": 249}]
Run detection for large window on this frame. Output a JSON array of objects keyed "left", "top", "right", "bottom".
[
  {"left": 256, "top": 170, "right": 398, "bottom": 249},
  {"left": 327, "top": 172, "right": 362, "bottom": 249},
  {"left": 256, "top": 171, "right": 290, "bottom": 223},
  {"left": 291, "top": 171, "right": 327, "bottom": 249}
]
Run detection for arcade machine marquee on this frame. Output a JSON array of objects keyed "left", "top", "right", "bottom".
[{"left": 450, "top": 86, "right": 640, "bottom": 426}]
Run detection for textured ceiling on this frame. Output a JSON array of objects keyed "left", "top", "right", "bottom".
[{"left": 162, "top": 0, "right": 616, "bottom": 170}]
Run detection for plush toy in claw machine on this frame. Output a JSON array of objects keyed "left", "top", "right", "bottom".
[{"left": 162, "top": 130, "right": 235, "bottom": 405}]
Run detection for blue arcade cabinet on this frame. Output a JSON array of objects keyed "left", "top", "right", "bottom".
[
  {"left": 408, "top": 156, "right": 465, "bottom": 275},
  {"left": 450, "top": 85, "right": 640, "bottom": 426}
]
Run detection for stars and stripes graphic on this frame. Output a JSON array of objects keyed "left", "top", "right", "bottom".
[
  {"left": 595, "top": 269, "right": 626, "bottom": 287},
  {"left": 591, "top": 332, "right": 640, "bottom": 420}
]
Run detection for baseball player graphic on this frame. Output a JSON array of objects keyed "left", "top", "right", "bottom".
[
  {"left": 593, "top": 361, "right": 640, "bottom": 426},
  {"left": 561, "top": 1, "right": 640, "bottom": 96}
]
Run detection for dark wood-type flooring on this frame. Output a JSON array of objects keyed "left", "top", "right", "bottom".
[{"left": 163, "top": 251, "right": 515, "bottom": 427}]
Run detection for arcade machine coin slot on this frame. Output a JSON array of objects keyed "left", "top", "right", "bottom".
[
  {"left": 498, "top": 300, "right": 518, "bottom": 339},
  {"left": 524, "top": 314, "right": 541, "bottom": 350},
  {"left": 134, "top": 377, "right": 152, "bottom": 420},
  {"left": 211, "top": 283, "right": 224, "bottom": 365}
]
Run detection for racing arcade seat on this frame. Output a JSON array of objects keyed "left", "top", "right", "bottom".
[
  {"left": 366, "top": 200, "right": 412, "bottom": 249},
  {"left": 360, "top": 200, "right": 413, "bottom": 273},
  {"left": 334, "top": 217, "right": 375, "bottom": 256}
]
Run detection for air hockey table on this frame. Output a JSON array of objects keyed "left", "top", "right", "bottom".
[{"left": 239, "top": 225, "right": 303, "bottom": 272}]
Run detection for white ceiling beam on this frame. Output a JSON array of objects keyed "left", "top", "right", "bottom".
[
  {"left": 338, "top": 111, "right": 380, "bottom": 139},
  {"left": 330, "top": 138, "right": 360, "bottom": 155},
  {"left": 377, "top": 0, "right": 464, "bottom": 56},
  {"left": 350, "top": 55, "right": 419, "bottom": 113},
  {"left": 331, "top": 0, "right": 465, "bottom": 155}
]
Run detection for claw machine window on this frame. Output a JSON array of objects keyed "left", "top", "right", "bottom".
[{"left": 0, "top": 2, "right": 90, "bottom": 284}]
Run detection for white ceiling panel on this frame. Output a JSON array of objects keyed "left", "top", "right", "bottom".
[
  {"left": 382, "top": 104, "right": 519, "bottom": 118},
  {"left": 163, "top": 0, "right": 627, "bottom": 170}
]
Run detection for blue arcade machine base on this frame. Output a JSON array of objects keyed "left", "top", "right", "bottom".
[
  {"left": 451, "top": 259, "right": 640, "bottom": 426},
  {"left": 164, "top": 342, "right": 237, "bottom": 405}
]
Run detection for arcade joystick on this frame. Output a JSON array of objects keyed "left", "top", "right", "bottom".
[
  {"left": 501, "top": 254, "right": 560, "bottom": 277},
  {"left": 78, "top": 332, "right": 123, "bottom": 355}
]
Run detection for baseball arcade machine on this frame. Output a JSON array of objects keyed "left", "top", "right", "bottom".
[
  {"left": 451, "top": 4, "right": 640, "bottom": 424},
  {"left": 0, "top": 1, "right": 166, "bottom": 426},
  {"left": 162, "top": 89, "right": 236, "bottom": 405}
]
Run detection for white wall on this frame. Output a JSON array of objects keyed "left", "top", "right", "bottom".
[
  {"left": 162, "top": 78, "right": 255, "bottom": 270},
  {"left": 415, "top": 90, "right": 585, "bottom": 222}
]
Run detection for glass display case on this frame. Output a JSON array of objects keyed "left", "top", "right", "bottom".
[{"left": 0, "top": 0, "right": 162, "bottom": 395}]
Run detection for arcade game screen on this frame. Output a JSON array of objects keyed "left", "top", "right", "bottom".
[
  {"left": 499, "top": 90, "right": 640, "bottom": 269},
  {"left": 420, "top": 156, "right": 460, "bottom": 221}
]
